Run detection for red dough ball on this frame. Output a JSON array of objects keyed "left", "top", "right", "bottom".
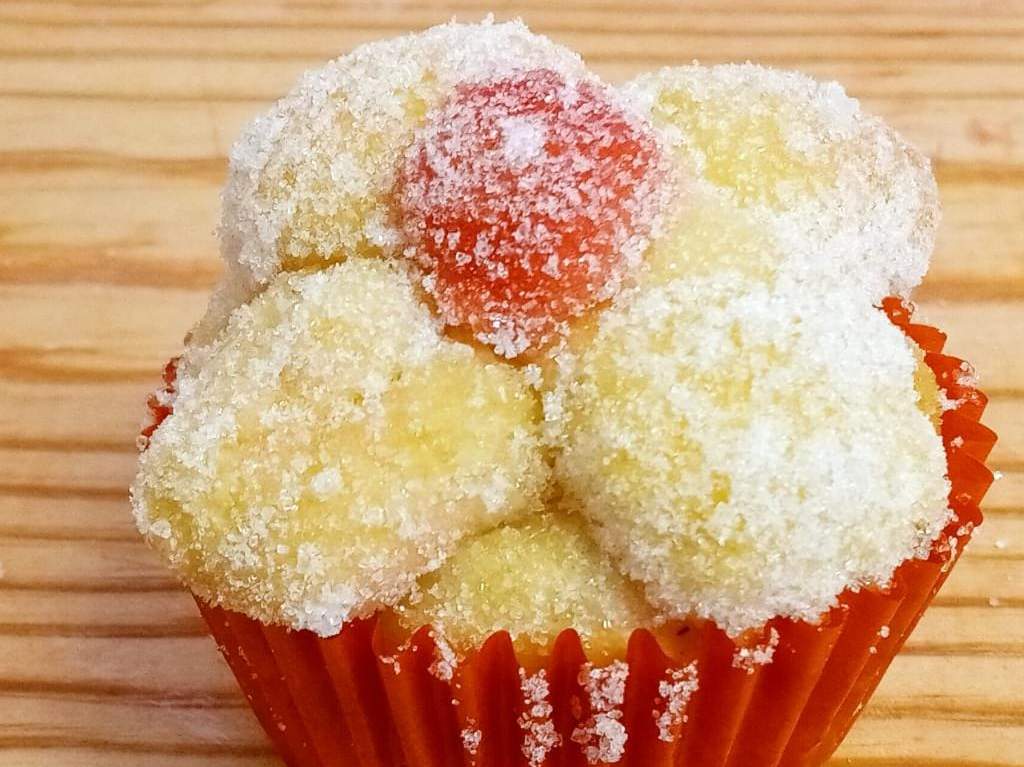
[{"left": 399, "top": 69, "right": 664, "bottom": 357}]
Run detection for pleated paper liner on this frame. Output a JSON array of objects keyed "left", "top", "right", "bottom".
[{"left": 147, "top": 299, "right": 996, "bottom": 767}]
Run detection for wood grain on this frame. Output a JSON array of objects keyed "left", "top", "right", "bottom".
[{"left": 0, "top": 1, "right": 1021, "bottom": 765}]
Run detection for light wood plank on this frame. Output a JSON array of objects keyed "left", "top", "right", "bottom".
[
  {"left": 0, "top": 590, "right": 204, "bottom": 637},
  {"left": 0, "top": 693, "right": 268, "bottom": 754},
  {"left": 832, "top": 719, "right": 1024, "bottom": 765},
  {"left": 903, "top": 606, "right": 1024, "bottom": 656},
  {"left": 2, "top": 288, "right": 1020, "bottom": 386},
  {"left": 0, "top": 538, "right": 172, "bottom": 593},
  {"left": 986, "top": 470, "right": 1024, "bottom": 513},
  {"left": 1, "top": 2, "right": 1021, "bottom": 764},
  {"left": 982, "top": 398, "right": 1024, "bottom": 468},
  {"left": 0, "top": 495, "right": 135, "bottom": 540},
  {"left": 2, "top": 178, "right": 1021, "bottom": 290},
  {"left": 0, "top": 380, "right": 151, "bottom": 450},
  {"left": 0, "top": 751, "right": 274, "bottom": 767},
  {"left": 917, "top": 301, "right": 1024, "bottom": 396},
  {"left": 0, "top": 634, "right": 240, "bottom": 696},
  {"left": 922, "top": 179, "right": 1024, "bottom": 300},
  {"left": 3, "top": 96, "right": 1022, "bottom": 178},
  {"left": 0, "top": 284, "right": 203, "bottom": 379},
  {"left": 0, "top": 448, "right": 134, "bottom": 496}
]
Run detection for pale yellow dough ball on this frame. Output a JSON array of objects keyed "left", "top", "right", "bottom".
[
  {"left": 625, "top": 64, "right": 939, "bottom": 301},
  {"left": 132, "top": 259, "right": 548, "bottom": 636},
  {"left": 396, "top": 513, "right": 655, "bottom": 657},
  {"left": 549, "top": 275, "right": 950, "bottom": 636}
]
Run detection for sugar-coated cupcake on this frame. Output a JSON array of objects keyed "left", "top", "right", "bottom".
[{"left": 132, "top": 19, "right": 997, "bottom": 767}]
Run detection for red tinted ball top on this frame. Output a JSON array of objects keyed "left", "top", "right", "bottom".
[{"left": 398, "top": 69, "right": 664, "bottom": 357}]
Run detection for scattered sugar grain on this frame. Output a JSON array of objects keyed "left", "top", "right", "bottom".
[
  {"left": 428, "top": 628, "right": 458, "bottom": 681},
  {"left": 732, "top": 627, "right": 780, "bottom": 674},
  {"left": 519, "top": 669, "right": 560, "bottom": 767},
  {"left": 462, "top": 723, "right": 482, "bottom": 757},
  {"left": 652, "top": 663, "right": 700, "bottom": 742},
  {"left": 571, "top": 661, "right": 629, "bottom": 764}
]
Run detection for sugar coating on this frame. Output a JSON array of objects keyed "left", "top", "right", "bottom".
[
  {"left": 132, "top": 258, "right": 547, "bottom": 635},
  {"left": 625, "top": 64, "right": 939, "bottom": 302},
  {"left": 640, "top": 185, "right": 780, "bottom": 288},
  {"left": 192, "top": 20, "right": 588, "bottom": 346},
  {"left": 399, "top": 68, "right": 664, "bottom": 357},
  {"left": 550, "top": 272, "right": 951, "bottom": 636},
  {"left": 140, "top": 22, "right": 957, "bottom": 645},
  {"left": 395, "top": 513, "right": 654, "bottom": 654}
]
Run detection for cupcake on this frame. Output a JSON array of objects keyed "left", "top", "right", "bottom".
[{"left": 131, "top": 19, "right": 997, "bottom": 767}]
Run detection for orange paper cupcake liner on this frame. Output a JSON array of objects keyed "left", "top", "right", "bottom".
[{"left": 149, "top": 299, "right": 995, "bottom": 766}]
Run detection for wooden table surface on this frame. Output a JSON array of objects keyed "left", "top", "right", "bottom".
[{"left": 1, "top": 1, "right": 1022, "bottom": 765}]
